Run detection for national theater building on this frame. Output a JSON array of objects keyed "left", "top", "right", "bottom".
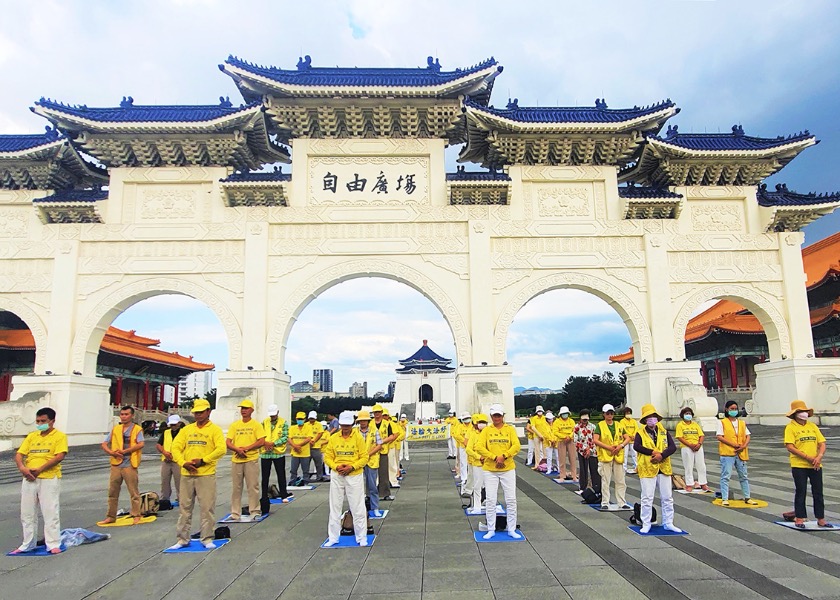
[{"left": 2, "top": 54, "right": 840, "bottom": 448}]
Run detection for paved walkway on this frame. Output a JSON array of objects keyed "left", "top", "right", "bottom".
[{"left": 1, "top": 426, "right": 839, "bottom": 599}]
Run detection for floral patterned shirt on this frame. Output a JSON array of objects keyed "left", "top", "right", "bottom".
[{"left": 573, "top": 421, "right": 597, "bottom": 456}]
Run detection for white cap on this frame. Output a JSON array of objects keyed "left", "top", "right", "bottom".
[
  {"left": 449, "top": 409, "right": 456, "bottom": 415},
  {"left": 559, "top": 406, "right": 570, "bottom": 415},
  {"left": 400, "top": 413, "right": 407, "bottom": 418},
  {"left": 308, "top": 410, "right": 318, "bottom": 419},
  {"left": 535, "top": 405, "right": 545, "bottom": 414},
  {"left": 602, "top": 404, "right": 616, "bottom": 413},
  {"left": 545, "top": 412, "right": 555, "bottom": 420},
  {"left": 460, "top": 412, "right": 471, "bottom": 421},
  {"left": 267, "top": 404, "right": 279, "bottom": 416},
  {"left": 167, "top": 414, "right": 181, "bottom": 426},
  {"left": 489, "top": 404, "right": 504, "bottom": 416},
  {"left": 338, "top": 411, "right": 355, "bottom": 425}
]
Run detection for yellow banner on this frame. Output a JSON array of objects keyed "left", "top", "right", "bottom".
[{"left": 406, "top": 423, "right": 449, "bottom": 441}]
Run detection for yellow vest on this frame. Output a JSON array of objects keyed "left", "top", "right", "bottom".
[
  {"left": 160, "top": 429, "right": 174, "bottom": 462},
  {"left": 110, "top": 423, "right": 142, "bottom": 468},
  {"left": 261, "top": 417, "right": 287, "bottom": 455},
  {"left": 375, "top": 419, "right": 392, "bottom": 454},
  {"left": 637, "top": 424, "right": 672, "bottom": 478},
  {"left": 360, "top": 427, "right": 380, "bottom": 469},
  {"left": 392, "top": 421, "right": 405, "bottom": 443},
  {"left": 718, "top": 418, "right": 749, "bottom": 460},
  {"left": 595, "top": 420, "right": 626, "bottom": 463}
]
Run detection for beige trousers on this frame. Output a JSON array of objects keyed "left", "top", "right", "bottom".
[
  {"left": 230, "top": 459, "right": 261, "bottom": 518},
  {"left": 176, "top": 474, "right": 216, "bottom": 545},
  {"left": 160, "top": 461, "right": 181, "bottom": 502},
  {"left": 107, "top": 465, "right": 140, "bottom": 519},
  {"left": 598, "top": 460, "right": 627, "bottom": 506},
  {"left": 557, "top": 439, "right": 577, "bottom": 479}
]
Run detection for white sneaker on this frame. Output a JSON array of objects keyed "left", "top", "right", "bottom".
[
  {"left": 240, "top": 515, "right": 252, "bottom": 522},
  {"left": 372, "top": 510, "right": 383, "bottom": 518},
  {"left": 357, "top": 538, "right": 368, "bottom": 547},
  {"left": 323, "top": 539, "right": 338, "bottom": 547},
  {"left": 467, "top": 508, "right": 483, "bottom": 515},
  {"left": 663, "top": 524, "right": 683, "bottom": 533},
  {"left": 482, "top": 531, "right": 496, "bottom": 540},
  {"left": 507, "top": 530, "right": 522, "bottom": 539},
  {"left": 167, "top": 541, "right": 189, "bottom": 550},
  {"left": 639, "top": 524, "right": 651, "bottom": 534},
  {"left": 202, "top": 541, "right": 216, "bottom": 550}
]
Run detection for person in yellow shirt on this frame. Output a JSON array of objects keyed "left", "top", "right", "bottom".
[
  {"left": 543, "top": 412, "right": 557, "bottom": 474},
  {"left": 715, "top": 400, "right": 757, "bottom": 506},
  {"left": 455, "top": 412, "right": 472, "bottom": 496},
  {"left": 399, "top": 413, "right": 410, "bottom": 462},
  {"left": 552, "top": 406, "right": 577, "bottom": 481},
  {"left": 593, "top": 404, "right": 631, "bottom": 509},
  {"left": 620, "top": 407, "right": 638, "bottom": 474},
  {"left": 449, "top": 412, "right": 465, "bottom": 478},
  {"left": 356, "top": 411, "right": 383, "bottom": 516},
  {"left": 633, "top": 403, "right": 681, "bottom": 534},
  {"left": 675, "top": 407, "right": 709, "bottom": 492},
  {"left": 525, "top": 406, "right": 549, "bottom": 469},
  {"left": 323, "top": 411, "right": 370, "bottom": 547},
  {"left": 156, "top": 414, "right": 184, "bottom": 506},
  {"left": 226, "top": 399, "right": 266, "bottom": 521},
  {"left": 306, "top": 411, "right": 326, "bottom": 481},
  {"left": 372, "top": 404, "right": 397, "bottom": 500},
  {"left": 100, "top": 405, "right": 145, "bottom": 525},
  {"left": 260, "top": 404, "right": 291, "bottom": 501},
  {"left": 446, "top": 409, "right": 457, "bottom": 459},
  {"left": 11, "top": 407, "right": 68, "bottom": 554},
  {"left": 783, "top": 400, "right": 830, "bottom": 528},
  {"left": 317, "top": 421, "right": 331, "bottom": 479},
  {"left": 385, "top": 411, "right": 403, "bottom": 488},
  {"left": 169, "top": 399, "right": 227, "bottom": 550},
  {"left": 288, "top": 411, "right": 314, "bottom": 487},
  {"left": 465, "top": 413, "right": 489, "bottom": 514},
  {"left": 476, "top": 404, "right": 521, "bottom": 539},
  {"left": 525, "top": 410, "right": 536, "bottom": 467}
]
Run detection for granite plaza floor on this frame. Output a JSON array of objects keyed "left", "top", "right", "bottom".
[{"left": 1, "top": 425, "right": 839, "bottom": 600}]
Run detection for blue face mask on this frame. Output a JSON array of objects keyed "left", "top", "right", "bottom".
[
  {"left": 727, "top": 410, "right": 739, "bottom": 418},
  {"left": 683, "top": 414, "right": 692, "bottom": 422},
  {"left": 36, "top": 423, "right": 49, "bottom": 432},
  {"left": 296, "top": 419, "right": 304, "bottom": 426}
]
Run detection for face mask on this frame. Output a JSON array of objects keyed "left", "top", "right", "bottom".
[
  {"left": 646, "top": 417, "right": 658, "bottom": 427},
  {"left": 296, "top": 419, "right": 304, "bottom": 426},
  {"left": 36, "top": 423, "right": 49, "bottom": 432},
  {"left": 683, "top": 414, "right": 692, "bottom": 422},
  {"left": 797, "top": 411, "right": 809, "bottom": 421},
  {"left": 727, "top": 410, "right": 739, "bottom": 418},
  {"left": 560, "top": 414, "right": 569, "bottom": 419},
  {"left": 477, "top": 422, "right": 487, "bottom": 430}
]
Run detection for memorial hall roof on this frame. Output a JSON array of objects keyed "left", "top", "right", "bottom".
[
  {"left": 445, "top": 168, "right": 511, "bottom": 182},
  {"left": 397, "top": 340, "right": 455, "bottom": 373},
  {"left": 0, "top": 129, "right": 63, "bottom": 153},
  {"left": 648, "top": 125, "right": 816, "bottom": 153},
  {"left": 756, "top": 183, "right": 840, "bottom": 207},
  {"left": 32, "top": 188, "right": 108, "bottom": 203},
  {"left": 463, "top": 98, "right": 677, "bottom": 126},
  {"left": 221, "top": 170, "right": 291, "bottom": 183},
  {"left": 618, "top": 185, "right": 682, "bottom": 199},
  {"left": 221, "top": 55, "right": 502, "bottom": 103}
]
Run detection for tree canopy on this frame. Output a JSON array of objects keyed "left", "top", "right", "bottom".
[{"left": 514, "top": 371, "right": 626, "bottom": 416}]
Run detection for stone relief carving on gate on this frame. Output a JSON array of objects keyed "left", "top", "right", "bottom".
[
  {"left": 0, "top": 210, "right": 28, "bottom": 238},
  {"left": 536, "top": 186, "right": 592, "bottom": 217},
  {"left": 690, "top": 204, "right": 743, "bottom": 232},
  {"left": 139, "top": 189, "right": 197, "bottom": 220}
]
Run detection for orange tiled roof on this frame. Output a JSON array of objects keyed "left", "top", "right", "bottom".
[
  {"left": 803, "top": 230, "right": 840, "bottom": 287},
  {"left": 0, "top": 326, "right": 213, "bottom": 371}
]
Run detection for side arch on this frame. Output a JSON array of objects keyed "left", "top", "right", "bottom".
[
  {"left": 266, "top": 259, "right": 470, "bottom": 367},
  {"left": 493, "top": 272, "right": 653, "bottom": 364},
  {"left": 71, "top": 277, "right": 243, "bottom": 375},
  {"left": 0, "top": 296, "right": 49, "bottom": 374},
  {"left": 672, "top": 285, "right": 789, "bottom": 361}
]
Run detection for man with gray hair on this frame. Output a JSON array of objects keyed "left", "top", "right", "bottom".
[{"left": 156, "top": 414, "right": 184, "bottom": 506}]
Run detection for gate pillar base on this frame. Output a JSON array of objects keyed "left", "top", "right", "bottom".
[
  {"left": 216, "top": 370, "right": 291, "bottom": 431},
  {"left": 625, "top": 362, "right": 718, "bottom": 431},
  {"left": 455, "top": 365, "right": 514, "bottom": 418},
  {"left": 752, "top": 358, "right": 840, "bottom": 425}
]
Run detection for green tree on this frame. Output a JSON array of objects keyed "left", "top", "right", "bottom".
[{"left": 205, "top": 387, "right": 217, "bottom": 409}]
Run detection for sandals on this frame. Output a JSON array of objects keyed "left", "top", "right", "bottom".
[
  {"left": 744, "top": 498, "right": 759, "bottom": 506},
  {"left": 818, "top": 521, "right": 834, "bottom": 528},
  {"left": 795, "top": 520, "right": 807, "bottom": 529}
]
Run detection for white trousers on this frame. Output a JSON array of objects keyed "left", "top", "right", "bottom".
[
  {"left": 598, "top": 460, "right": 627, "bottom": 506},
  {"left": 20, "top": 478, "right": 61, "bottom": 551},
  {"left": 640, "top": 474, "right": 675, "bottom": 528},
  {"left": 544, "top": 446, "right": 558, "bottom": 472},
  {"left": 388, "top": 447, "right": 399, "bottom": 486},
  {"left": 463, "top": 462, "right": 474, "bottom": 495},
  {"left": 484, "top": 469, "right": 517, "bottom": 533},
  {"left": 327, "top": 472, "right": 367, "bottom": 544},
  {"left": 623, "top": 444, "right": 638, "bottom": 471},
  {"left": 447, "top": 436, "right": 456, "bottom": 457},
  {"left": 400, "top": 439, "right": 409, "bottom": 461},
  {"left": 526, "top": 438, "right": 534, "bottom": 464},
  {"left": 681, "top": 446, "right": 707, "bottom": 486},
  {"left": 471, "top": 465, "right": 485, "bottom": 509},
  {"left": 458, "top": 447, "right": 468, "bottom": 486}
]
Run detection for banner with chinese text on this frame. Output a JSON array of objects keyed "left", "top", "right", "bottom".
[{"left": 406, "top": 423, "right": 449, "bottom": 441}]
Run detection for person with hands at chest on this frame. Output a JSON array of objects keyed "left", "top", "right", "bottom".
[
  {"left": 100, "top": 405, "right": 144, "bottom": 525},
  {"left": 466, "top": 413, "right": 489, "bottom": 514},
  {"left": 716, "top": 400, "right": 758, "bottom": 506},
  {"left": 226, "top": 399, "right": 266, "bottom": 521},
  {"left": 157, "top": 414, "right": 184, "bottom": 506},
  {"left": 307, "top": 411, "right": 326, "bottom": 481},
  {"left": 552, "top": 407, "right": 577, "bottom": 481},
  {"left": 356, "top": 411, "right": 383, "bottom": 517},
  {"left": 633, "top": 404, "right": 681, "bottom": 534},
  {"left": 169, "top": 399, "right": 227, "bottom": 550},
  {"left": 675, "top": 407, "right": 709, "bottom": 492},
  {"left": 261, "top": 404, "right": 292, "bottom": 501},
  {"left": 784, "top": 400, "right": 831, "bottom": 528},
  {"left": 372, "top": 404, "right": 397, "bottom": 500},
  {"left": 476, "top": 404, "right": 521, "bottom": 539},
  {"left": 323, "top": 411, "right": 370, "bottom": 547},
  {"left": 620, "top": 407, "right": 638, "bottom": 474},
  {"left": 593, "top": 404, "right": 631, "bottom": 509},
  {"left": 288, "top": 411, "right": 314, "bottom": 486},
  {"left": 11, "top": 407, "right": 68, "bottom": 555},
  {"left": 574, "top": 409, "right": 600, "bottom": 495}
]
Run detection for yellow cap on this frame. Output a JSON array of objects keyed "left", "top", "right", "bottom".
[
  {"left": 371, "top": 404, "right": 384, "bottom": 413},
  {"left": 639, "top": 403, "right": 661, "bottom": 421},
  {"left": 383, "top": 409, "right": 391, "bottom": 417},
  {"left": 238, "top": 399, "right": 254, "bottom": 409},
  {"left": 192, "top": 399, "right": 211, "bottom": 413},
  {"left": 787, "top": 399, "right": 814, "bottom": 418},
  {"left": 356, "top": 411, "right": 372, "bottom": 421},
  {"left": 473, "top": 413, "right": 489, "bottom": 423},
  {"left": 295, "top": 411, "right": 306, "bottom": 419}
]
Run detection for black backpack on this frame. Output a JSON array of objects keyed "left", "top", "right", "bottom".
[
  {"left": 495, "top": 515, "right": 520, "bottom": 532},
  {"left": 268, "top": 484, "right": 281, "bottom": 499},
  {"left": 158, "top": 498, "right": 173, "bottom": 511},
  {"left": 580, "top": 488, "right": 602, "bottom": 505},
  {"left": 214, "top": 526, "right": 231, "bottom": 540},
  {"left": 629, "top": 502, "right": 657, "bottom": 525}
]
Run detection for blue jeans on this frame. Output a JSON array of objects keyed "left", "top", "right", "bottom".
[
  {"left": 719, "top": 456, "right": 750, "bottom": 500},
  {"left": 364, "top": 465, "right": 379, "bottom": 511}
]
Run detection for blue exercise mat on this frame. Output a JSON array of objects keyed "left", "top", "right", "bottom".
[
  {"left": 269, "top": 496, "right": 295, "bottom": 505},
  {"left": 473, "top": 530, "right": 526, "bottom": 543},
  {"left": 320, "top": 534, "right": 375, "bottom": 548},
  {"left": 218, "top": 513, "right": 270, "bottom": 524},
  {"left": 163, "top": 538, "right": 230, "bottom": 553},
  {"left": 287, "top": 485, "right": 316, "bottom": 491},
  {"left": 7, "top": 544, "right": 65, "bottom": 556},
  {"left": 590, "top": 504, "right": 634, "bottom": 512},
  {"left": 551, "top": 478, "right": 579, "bottom": 485},
  {"left": 368, "top": 510, "right": 388, "bottom": 519},
  {"left": 628, "top": 525, "right": 688, "bottom": 536},
  {"left": 464, "top": 505, "right": 506, "bottom": 516}
]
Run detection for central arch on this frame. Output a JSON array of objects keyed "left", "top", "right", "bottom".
[
  {"left": 0, "top": 297, "right": 49, "bottom": 375},
  {"left": 266, "top": 259, "right": 471, "bottom": 368},
  {"left": 494, "top": 272, "right": 653, "bottom": 364}
]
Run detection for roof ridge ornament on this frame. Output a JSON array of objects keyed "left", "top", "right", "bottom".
[
  {"left": 43, "top": 125, "right": 59, "bottom": 141},
  {"left": 120, "top": 96, "right": 134, "bottom": 108},
  {"left": 506, "top": 98, "right": 518, "bottom": 109},
  {"left": 426, "top": 56, "right": 442, "bottom": 72},
  {"left": 219, "top": 96, "right": 233, "bottom": 108},
  {"left": 732, "top": 124, "right": 744, "bottom": 137},
  {"left": 665, "top": 124, "right": 679, "bottom": 139},
  {"left": 595, "top": 98, "right": 608, "bottom": 110},
  {"left": 296, "top": 55, "right": 312, "bottom": 70}
]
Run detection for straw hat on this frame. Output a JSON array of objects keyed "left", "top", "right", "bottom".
[
  {"left": 786, "top": 399, "right": 814, "bottom": 419},
  {"left": 639, "top": 403, "right": 661, "bottom": 421}
]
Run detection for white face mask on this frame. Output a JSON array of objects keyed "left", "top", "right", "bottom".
[
  {"left": 797, "top": 411, "right": 809, "bottom": 421},
  {"left": 477, "top": 422, "right": 487, "bottom": 430}
]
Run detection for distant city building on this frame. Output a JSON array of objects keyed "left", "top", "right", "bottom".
[
  {"left": 349, "top": 381, "right": 368, "bottom": 398},
  {"left": 179, "top": 370, "right": 214, "bottom": 399},
  {"left": 290, "top": 381, "right": 314, "bottom": 393},
  {"left": 373, "top": 390, "right": 385, "bottom": 399},
  {"left": 313, "top": 369, "right": 333, "bottom": 392},
  {"left": 387, "top": 381, "right": 396, "bottom": 399}
]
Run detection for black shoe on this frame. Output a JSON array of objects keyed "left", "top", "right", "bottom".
[{"left": 381, "top": 496, "right": 395, "bottom": 501}]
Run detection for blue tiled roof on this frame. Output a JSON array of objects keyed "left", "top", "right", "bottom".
[
  {"left": 221, "top": 170, "right": 291, "bottom": 183},
  {"left": 618, "top": 185, "right": 682, "bottom": 199},
  {"left": 33, "top": 97, "right": 261, "bottom": 123},
  {"left": 33, "top": 188, "right": 108, "bottom": 203},
  {"left": 756, "top": 183, "right": 840, "bottom": 207},
  {"left": 654, "top": 124, "right": 816, "bottom": 151},
  {"left": 399, "top": 342, "right": 452, "bottom": 365},
  {"left": 465, "top": 98, "right": 676, "bottom": 124},
  {"left": 0, "top": 128, "right": 62, "bottom": 153},
  {"left": 223, "top": 55, "right": 500, "bottom": 88},
  {"left": 446, "top": 169, "right": 511, "bottom": 182}
]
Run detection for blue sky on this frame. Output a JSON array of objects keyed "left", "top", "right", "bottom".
[{"left": 3, "top": 1, "right": 839, "bottom": 393}]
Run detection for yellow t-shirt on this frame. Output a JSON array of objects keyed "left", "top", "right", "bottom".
[
  {"left": 323, "top": 428, "right": 368, "bottom": 476},
  {"left": 784, "top": 420, "right": 826, "bottom": 469},
  {"left": 532, "top": 415, "right": 551, "bottom": 440},
  {"left": 620, "top": 417, "right": 638, "bottom": 439},
  {"left": 171, "top": 421, "right": 227, "bottom": 476},
  {"left": 675, "top": 421, "right": 703, "bottom": 448},
  {"left": 552, "top": 417, "right": 575, "bottom": 441},
  {"left": 226, "top": 419, "right": 266, "bottom": 463},
  {"left": 18, "top": 429, "right": 69, "bottom": 479},
  {"left": 288, "top": 422, "right": 315, "bottom": 458},
  {"left": 476, "top": 424, "right": 521, "bottom": 472}
]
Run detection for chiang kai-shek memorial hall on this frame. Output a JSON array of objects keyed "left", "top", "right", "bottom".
[{"left": 2, "top": 54, "right": 840, "bottom": 446}]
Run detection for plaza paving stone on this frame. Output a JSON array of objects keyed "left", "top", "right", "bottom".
[{"left": 0, "top": 425, "right": 838, "bottom": 599}]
